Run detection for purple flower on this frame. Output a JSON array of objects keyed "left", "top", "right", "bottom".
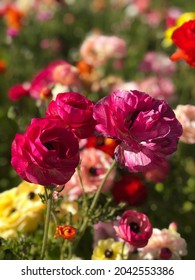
[
  {"left": 93, "top": 89, "right": 182, "bottom": 172},
  {"left": 11, "top": 118, "right": 80, "bottom": 186}
]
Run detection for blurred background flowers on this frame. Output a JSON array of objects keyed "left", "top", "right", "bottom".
[{"left": 0, "top": 0, "right": 195, "bottom": 259}]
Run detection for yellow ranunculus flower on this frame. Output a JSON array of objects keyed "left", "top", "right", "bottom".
[
  {"left": 91, "top": 238, "right": 129, "bottom": 260},
  {"left": 0, "top": 181, "right": 45, "bottom": 239},
  {"left": 163, "top": 12, "right": 195, "bottom": 47}
]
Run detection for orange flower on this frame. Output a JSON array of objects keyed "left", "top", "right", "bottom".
[
  {"left": 0, "top": 59, "right": 6, "bottom": 73},
  {"left": 54, "top": 225, "right": 76, "bottom": 240},
  {"left": 5, "top": 6, "right": 24, "bottom": 30},
  {"left": 76, "top": 60, "right": 93, "bottom": 75}
]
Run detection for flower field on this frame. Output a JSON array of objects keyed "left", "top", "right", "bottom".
[{"left": 0, "top": 0, "right": 195, "bottom": 260}]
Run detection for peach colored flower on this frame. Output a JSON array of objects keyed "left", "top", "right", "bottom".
[
  {"left": 138, "top": 223, "right": 187, "bottom": 260},
  {"left": 174, "top": 105, "right": 195, "bottom": 144},
  {"left": 79, "top": 34, "right": 127, "bottom": 66},
  {"left": 61, "top": 148, "right": 116, "bottom": 200}
]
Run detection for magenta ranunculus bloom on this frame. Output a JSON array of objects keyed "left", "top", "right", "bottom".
[
  {"left": 93, "top": 89, "right": 182, "bottom": 172},
  {"left": 114, "top": 210, "right": 153, "bottom": 248},
  {"left": 46, "top": 92, "right": 96, "bottom": 139},
  {"left": 8, "top": 83, "right": 30, "bottom": 102},
  {"left": 11, "top": 118, "right": 80, "bottom": 186}
]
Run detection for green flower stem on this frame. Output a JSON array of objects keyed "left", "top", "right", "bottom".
[
  {"left": 40, "top": 188, "right": 53, "bottom": 260},
  {"left": 121, "top": 241, "right": 126, "bottom": 260},
  {"left": 77, "top": 165, "right": 87, "bottom": 213},
  {"left": 75, "top": 159, "right": 117, "bottom": 246}
]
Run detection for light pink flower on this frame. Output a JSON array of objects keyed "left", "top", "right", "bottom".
[
  {"left": 79, "top": 34, "right": 127, "bottom": 66},
  {"left": 93, "top": 89, "right": 182, "bottom": 173},
  {"left": 61, "top": 148, "right": 116, "bottom": 200},
  {"left": 174, "top": 105, "right": 195, "bottom": 144},
  {"left": 52, "top": 64, "right": 80, "bottom": 87},
  {"left": 139, "top": 52, "right": 176, "bottom": 76},
  {"left": 138, "top": 76, "right": 176, "bottom": 102},
  {"left": 30, "top": 60, "right": 81, "bottom": 99},
  {"left": 11, "top": 118, "right": 80, "bottom": 186},
  {"left": 114, "top": 210, "right": 153, "bottom": 248},
  {"left": 138, "top": 224, "right": 187, "bottom": 259},
  {"left": 46, "top": 92, "right": 96, "bottom": 139}
]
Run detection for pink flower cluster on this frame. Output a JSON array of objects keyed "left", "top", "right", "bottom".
[
  {"left": 11, "top": 87, "right": 182, "bottom": 188},
  {"left": 8, "top": 60, "right": 81, "bottom": 101},
  {"left": 11, "top": 92, "right": 96, "bottom": 186}
]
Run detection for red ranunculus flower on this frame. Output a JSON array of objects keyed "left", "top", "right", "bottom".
[
  {"left": 46, "top": 92, "right": 96, "bottom": 139},
  {"left": 8, "top": 83, "right": 30, "bottom": 101},
  {"left": 111, "top": 175, "right": 148, "bottom": 206},
  {"left": 86, "top": 135, "right": 119, "bottom": 157},
  {"left": 11, "top": 118, "right": 80, "bottom": 186},
  {"left": 171, "top": 20, "right": 195, "bottom": 67}
]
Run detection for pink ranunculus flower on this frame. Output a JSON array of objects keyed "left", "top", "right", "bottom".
[
  {"left": 139, "top": 51, "right": 176, "bottom": 76},
  {"left": 11, "top": 118, "right": 80, "bottom": 186},
  {"left": 93, "top": 89, "right": 182, "bottom": 172},
  {"left": 79, "top": 34, "right": 127, "bottom": 66},
  {"left": 60, "top": 148, "right": 116, "bottom": 200},
  {"left": 137, "top": 223, "right": 187, "bottom": 260},
  {"left": 52, "top": 64, "right": 80, "bottom": 87},
  {"left": 30, "top": 60, "right": 81, "bottom": 99},
  {"left": 138, "top": 76, "right": 176, "bottom": 102},
  {"left": 174, "top": 104, "right": 195, "bottom": 144},
  {"left": 114, "top": 210, "right": 153, "bottom": 248},
  {"left": 143, "top": 158, "right": 170, "bottom": 183},
  {"left": 46, "top": 92, "right": 96, "bottom": 139}
]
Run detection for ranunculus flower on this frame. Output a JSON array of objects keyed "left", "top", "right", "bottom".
[
  {"left": 61, "top": 148, "right": 116, "bottom": 200},
  {"left": 0, "top": 181, "right": 45, "bottom": 239},
  {"left": 91, "top": 238, "right": 129, "bottom": 260},
  {"left": 93, "top": 89, "right": 182, "bottom": 172},
  {"left": 52, "top": 64, "right": 80, "bottom": 87},
  {"left": 86, "top": 135, "right": 119, "bottom": 157},
  {"left": 171, "top": 20, "right": 195, "bottom": 67},
  {"left": 114, "top": 210, "right": 153, "bottom": 248},
  {"left": 54, "top": 225, "right": 76, "bottom": 240},
  {"left": 8, "top": 82, "right": 30, "bottom": 101},
  {"left": 111, "top": 174, "right": 148, "bottom": 206},
  {"left": 30, "top": 60, "right": 81, "bottom": 99},
  {"left": 139, "top": 51, "right": 176, "bottom": 76},
  {"left": 139, "top": 76, "right": 176, "bottom": 102},
  {"left": 174, "top": 104, "right": 195, "bottom": 144},
  {"left": 46, "top": 92, "right": 96, "bottom": 139},
  {"left": 138, "top": 223, "right": 187, "bottom": 260},
  {"left": 11, "top": 117, "right": 80, "bottom": 186},
  {"left": 143, "top": 158, "right": 170, "bottom": 182},
  {"left": 79, "top": 34, "right": 127, "bottom": 66}
]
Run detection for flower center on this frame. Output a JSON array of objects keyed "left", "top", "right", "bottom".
[
  {"left": 28, "top": 191, "right": 36, "bottom": 200},
  {"left": 160, "top": 247, "right": 172, "bottom": 260},
  {"left": 10, "top": 208, "right": 16, "bottom": 215},
  {"left": 130, "top": 222, "right": 140, "bottom": 233},
  {"left": 104, "top": 249, "right": 114, "bottom": 258},
  {"left": 43, "top": 142, "right": 55, "bottom": 150},
  {"left": 89, "top": 167, "right": 98, "bottom": 176},
  {"left": 97, "top": 136, "right": 105, "bottom": 146}
]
